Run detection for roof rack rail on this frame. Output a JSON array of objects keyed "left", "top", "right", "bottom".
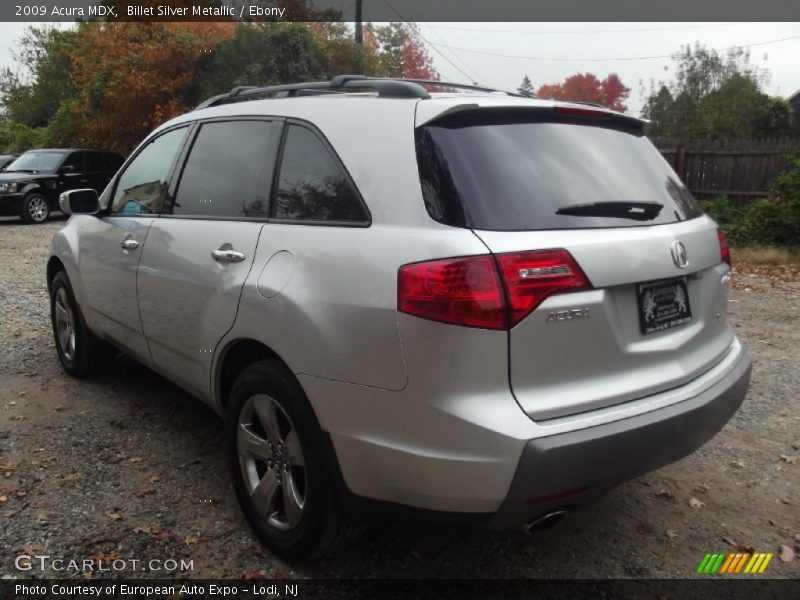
[{"left": 194, "top": 75, "right": 524, "bottom": 110}]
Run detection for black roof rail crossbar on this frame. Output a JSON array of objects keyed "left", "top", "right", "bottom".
[
  {"left": 194, "top": 76, "right": 529, "bottom": 111},
  {"left": 387, "top": 78, "right": 526, "bottom": 97},
  {"left": 195, "top": 76, "right": 434, "bottom": 110}
]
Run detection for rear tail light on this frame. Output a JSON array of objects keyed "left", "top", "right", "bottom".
[
  {"left": 398, "top": 249, "right": 591, "bottom": 330},
  {"left": 717, "top": 228, "right": 731, "bottom": 267},
  {"left": 496, "top": 249, "right": 592, "bottom": 326}
]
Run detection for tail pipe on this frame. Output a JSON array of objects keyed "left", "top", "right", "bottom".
[{"left": 522, "top": 509, "right": 571, "bottom": 534}]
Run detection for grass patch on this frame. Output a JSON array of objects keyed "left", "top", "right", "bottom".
[{"left": 732, "top": 246, "right": 800, "bottom": 268}]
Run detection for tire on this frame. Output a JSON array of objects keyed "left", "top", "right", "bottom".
[
  {"left": 50, "top": 270, "right": 108, "bottom": 377},
  {"left": 21, "top": 193, "right": 50, "bottom": 224},
  {"left": 226, "top": 359, "right": 361, "bottom": 561}
]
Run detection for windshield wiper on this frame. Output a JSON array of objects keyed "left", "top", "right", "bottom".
[
  {"left": 4, "top": 169, "right": 38, "bottom": 174},
  {"left": 556, "top": 201, "right": 663, "bottom": 221}
]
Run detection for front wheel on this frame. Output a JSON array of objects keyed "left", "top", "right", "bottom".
[
  {"left": 50, "top": 271, "right": 107, "bottom": 376},
  {"left": 21, "top": 193, "right": 50, "bottom": 224},
  {"left": 226, "top": 360, "right": 361, "bottom": 561}
]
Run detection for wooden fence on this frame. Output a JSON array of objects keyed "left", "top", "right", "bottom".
[{"left": 652, "top": 138, "right": 800, "bottom": 199}]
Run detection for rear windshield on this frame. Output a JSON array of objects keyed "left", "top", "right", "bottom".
[{"left": 415, "top": 111, "right": 702, "bottom": 231}]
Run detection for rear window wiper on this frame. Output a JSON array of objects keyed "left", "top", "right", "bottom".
[{"left": 556, "top": 201, "right": 663, "bottom": 221}]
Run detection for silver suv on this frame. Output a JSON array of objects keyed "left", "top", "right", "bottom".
[{"left": 48, "top": 76, "right": 751, "bottom": 561}]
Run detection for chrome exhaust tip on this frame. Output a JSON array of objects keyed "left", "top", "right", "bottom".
[{"left": 522, "top": 509, "right": 570, "bottom": 534}]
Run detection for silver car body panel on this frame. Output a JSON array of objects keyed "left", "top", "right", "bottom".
[
  {"left": 137, "top": 219, "right": 263, "bottom": 399},
  {"left": 474, "top": 215, "right": 735, "bottom": 420},
  {"left": 67, "top": 215, "right": 155, "bottom": 364}
]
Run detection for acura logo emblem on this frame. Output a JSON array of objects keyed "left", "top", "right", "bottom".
[{"left": 671, "top": 241, "right": 689, "bottom": 269}]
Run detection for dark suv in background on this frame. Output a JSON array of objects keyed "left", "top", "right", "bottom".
[{"left": 0, "top": 149, "right": 123, "bottom": 223}]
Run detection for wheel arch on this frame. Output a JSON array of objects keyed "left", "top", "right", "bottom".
[
  {"left": 47, "top": 256, "right": 66, "bottom": 292},
  {"left": 215, "top": 338, "right": 297, "bottom": 411}
]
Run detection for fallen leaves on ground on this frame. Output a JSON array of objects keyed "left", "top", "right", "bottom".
[
  {"left": 59, "top": 473, "right": 79, "bottom": 485},
  {"left": 105, "top": 512, "right": 123, "bottom": 521},
  {"left": 779, "top": 455, "right": 798, "bottom": 464},
  {"left": 694, "top": 483, "right": 711, "bottom": 494},
  {"left": 723, "top": 536, "right": 737, "bottom": 546},
  {"left": 778, "top": 545, "right": 795, "bottom": 562},
  {"left": 665, "top": 529, "right": 678, "bottom": 540},
  {"left": 688, "top": 497, "right": 706, "bottom": 509}
]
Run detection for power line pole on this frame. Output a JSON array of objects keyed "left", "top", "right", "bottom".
[{"left": 355, "top": 0, "right": 363, "bottom": 44}]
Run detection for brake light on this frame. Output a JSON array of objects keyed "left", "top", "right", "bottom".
[
  {"left": 717, "top": 228, "right": 731, "bottom": 267},
  {"left": 553, "top": 106, "right": 612, "bottom": 119},
  {"left": 496, "top": 249, "right": 592, "bottom": 326},
  {"left": 398, "top": 249, "right": 591, "bottom": 330}
]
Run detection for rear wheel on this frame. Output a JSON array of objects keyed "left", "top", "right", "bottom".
[
  {"left": 21, "top": 193, "right": 50, "bottom": 224},
  {"left": 226, "top": 360, "right": 361, "bottom": 561},
  {"left": 50, "top": 271, "right": 108, "bottom": 376}
]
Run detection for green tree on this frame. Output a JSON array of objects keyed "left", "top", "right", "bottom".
[
  {"left": 0, "top": 26, "right": 78, "bottom": 128},
  {"left": 517, "top": 75, "right": 534, "bottom": 97},
  {"left": 642, "top": 43, "right": 793, "bottom": 139}
]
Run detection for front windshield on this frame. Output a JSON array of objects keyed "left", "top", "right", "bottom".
[{"left": 6, "top": 152, "right": 63, "bottom": 173}]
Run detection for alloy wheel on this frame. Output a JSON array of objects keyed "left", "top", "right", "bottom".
[
  {"left": 28, "top": 196, "right": 49, "bottom": 222},
  {"left": 54, "top": 287, "right": 76, "bottom": 361},
  {"left": 237, "top": 394, "right": 307, "bottom": 531}
]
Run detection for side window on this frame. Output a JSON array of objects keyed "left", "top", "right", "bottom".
[
  {"left": 274, "top": 125, "right": 367, "bottom": 223},
  {"left": 110, "top": 127, "right": 188, "bottom": 215},
  {"left": 85, "top": 151, "right": 104, "bottom": 173},
  {"left": 172, "top": 120, "right": 280, "bottom": 218},
  {"left": 61, "top": 152, "right": 84, "bottom": 172}
]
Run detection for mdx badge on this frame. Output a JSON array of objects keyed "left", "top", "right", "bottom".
[
  {"left": 547, "top": 308, "right": 591, "bottom": 323},
  {"left": 671, "top": 241, "right": 689, "bottom": 269}
]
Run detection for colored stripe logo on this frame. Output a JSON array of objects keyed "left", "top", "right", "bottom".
[{"left": 696, "top": 552, "right": 773, "bottom": 574}]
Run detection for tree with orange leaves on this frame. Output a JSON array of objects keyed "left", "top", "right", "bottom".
[
  {"left": 535, "top": 73, "right": 631, "bottom": 112},
  {"left": 63, "top": 22, "right": 235, "bottom": 153}
]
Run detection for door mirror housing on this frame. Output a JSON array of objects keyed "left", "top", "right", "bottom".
[
  {"left": 60, "top": 189, "right": 100, "bottom": 215},
  {"left": 59, "top": 164, "right": 76, "bottom": 175}
]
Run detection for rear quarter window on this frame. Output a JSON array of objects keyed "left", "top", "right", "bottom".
[{"left": 416, "top": 111, "right": 701, "bottom": 231}]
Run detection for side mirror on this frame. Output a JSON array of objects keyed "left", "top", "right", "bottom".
[
  {"left": 59, "top": 164, "right": 76, "bottom": 175},
  {"left": 59, "top": 189, "right": 100, "bottom": 216}
]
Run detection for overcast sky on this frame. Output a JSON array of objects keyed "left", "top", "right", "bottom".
[{"left": 1, "top": 21, "right": 798, "bottom": 114}]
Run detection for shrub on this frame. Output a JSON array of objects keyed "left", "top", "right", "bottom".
[{"left": 701, "top": 154, "right": 800, "bottom": 248}]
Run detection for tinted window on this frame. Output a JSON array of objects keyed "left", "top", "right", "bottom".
[
  {"left": 62, "top": 152, "right": 84, "bottom": 171},
  {"left": 85, "top": 151, "right": 104, "bottom": 172},
  {"left": 111, "top": 127, "right": 188, "bottom": 215},
  {"left": 274, "top": 125, "right": 367, "bottom": 223},
  {"left": 172, "top": 120, "right": 279, "bottom": 218},
  {"left": 104, "top": 153, "right": 123, "bottom": 172},
  {"left": 416, "top": 112, "right": 702, "bottom": 231}
]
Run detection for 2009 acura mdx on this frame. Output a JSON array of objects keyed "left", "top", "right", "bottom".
[{"left": 47, "top": 76, "right": 751, "bottom": 561}]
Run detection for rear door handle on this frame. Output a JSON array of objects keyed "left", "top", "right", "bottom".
[
  {"left": 211, "top": 243, "right": 246, "bottom": 264},
  {"left": 120, "top": 238, "right": 139, "bottom": 251}
]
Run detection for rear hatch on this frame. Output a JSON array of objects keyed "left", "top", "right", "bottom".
[{"left": 415, "top": 106, "right": 734, "bottom": 420}]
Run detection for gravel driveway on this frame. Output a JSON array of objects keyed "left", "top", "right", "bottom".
[{"left": 1, "top": 217, "right": 798, "bottom": 580}]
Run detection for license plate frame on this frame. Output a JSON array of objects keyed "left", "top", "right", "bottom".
[{"left": 636, "top": 277, "right": 692, "bottom": 335}]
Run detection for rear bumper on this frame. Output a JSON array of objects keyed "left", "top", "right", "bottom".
[{"left": 488, "top": 347, "right": 751, "bottom": 529}]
